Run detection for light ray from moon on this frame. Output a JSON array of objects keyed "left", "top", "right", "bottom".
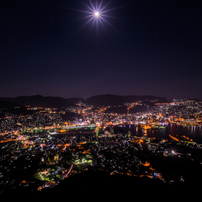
[{"left": 80, "top": 0, "right": 94, "bottom": 12}]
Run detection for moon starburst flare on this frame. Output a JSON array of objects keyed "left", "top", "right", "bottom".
[{"left": 73, "top": 0, "right": 121, "bottom": 33}]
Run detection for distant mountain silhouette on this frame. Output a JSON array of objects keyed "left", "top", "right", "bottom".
[
  {"left": 0, "top": 95, "right": 84, "bottom": 109},
  {"left": 188, "top": 98, "right": 201, "bottom": 102},
  {"left": 0, "top": 100, "right": 20, "bottom": 109},
  {"left": 0, "top": 94, "right": 170, "bottom": 108},
  {"left": 86, "top": 94, "right": 170, "bottom": 107}
]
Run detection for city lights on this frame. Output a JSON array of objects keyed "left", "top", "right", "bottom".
[
  {"left": 0, "top": 97, "right": 202, "bottom": 194},
  {"left": 171, "top": 150, "right": 176, "bottom": 154}
]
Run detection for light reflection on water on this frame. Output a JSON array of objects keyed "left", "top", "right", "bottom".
[
  {"left": 114, "top": 124, "right": 202, "bottom": 144},
  {"left": 55, "top": 124, "right": 202, "bottom": 144}
]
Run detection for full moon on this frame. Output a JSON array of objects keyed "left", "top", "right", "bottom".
[
  {"left": 94, "top": 11, "right": 99, "bottom": 17},
  {"left": 73, "top": 1, "right": 119, "bottom": 32}
]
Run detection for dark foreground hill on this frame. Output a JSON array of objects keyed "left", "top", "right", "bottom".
[{"left": 0, "top": 171, "right": 190, "bottom": 200}]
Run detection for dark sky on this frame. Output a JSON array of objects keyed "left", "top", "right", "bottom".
[{"left": 0, "top": 0, "right": 202, "bottom": 99}]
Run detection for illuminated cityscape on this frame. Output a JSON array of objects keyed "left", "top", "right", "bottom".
[
  {"left": 0, "top": 96, "right": 202, "bottom": 197},
  {"left": 1, "top": 0, "right": 202, "bottom": 199}
]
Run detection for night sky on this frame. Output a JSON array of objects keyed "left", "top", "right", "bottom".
[{"left": 0, "top": 0, "right": 202, "bottom": 99}]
